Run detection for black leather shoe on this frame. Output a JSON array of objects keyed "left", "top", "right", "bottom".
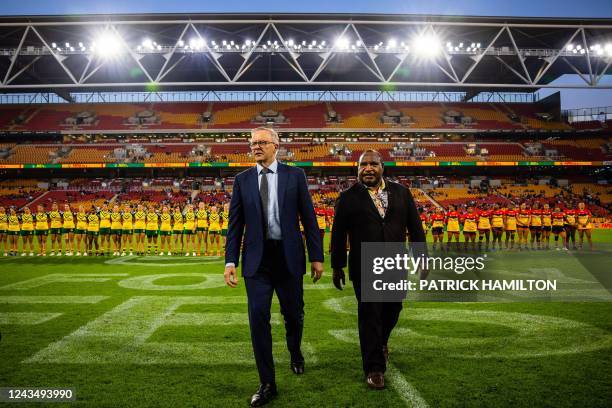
[
  {"left": 290, "top": 361, "right": 305, "bottom": 375},
  {"left": 250, "top": 383, "right": 277, "bottom": 407}
]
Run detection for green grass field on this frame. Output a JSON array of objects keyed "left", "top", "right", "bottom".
[{"left": 1, "top": 231, "right": 611, "bottom": 407}]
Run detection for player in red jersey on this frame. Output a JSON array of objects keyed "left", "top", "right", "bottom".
[
  {"left": 477, "top": 206, "right": 492, "bottom": 251},
  {"left": 551, "top": 205, "right": 567, "bottom": 250},
  {"left": 326, "top": 205, "right": 334, "bottom": 254},
  {"left": 541, "top": 203, "right": 552, "bottom": 250},
  {"left": 504, "top": 205, "right": 519, "bottom": 250},
  {"left": 564, "top": 204, "right": 578, "bottom": 250},
  {"left": 445, "top": 205, "right": 461, "bottom": 251},
  {"left": 430, "top": 207, "right": 446, "bottom": 251},
  {"left": 576, "top": 202, "right": 593, "bottom": 250},
  {"left": 461, "top": 206, "right": 478, "bottom": 252},
  {"left": 490, "top": 204, "right": 505, "bottom": 251},
  {"left": 516, "top": 202, "right": 531, "bottom": 251},
  {"left": 420, "top": 210, "right": 429, "bottom": 241},
  {"left": 529, "top": 202, "right": 543, "bottom": 250}
]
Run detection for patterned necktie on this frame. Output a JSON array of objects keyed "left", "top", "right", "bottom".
[{"left": 259, "top": 167, "right": 270, "bottom": 237}]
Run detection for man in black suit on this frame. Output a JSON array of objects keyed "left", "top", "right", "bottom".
[
  {"left": 224, "top": 127, "right": 324, "bottom": 407},
  {"left": 330, "top": 149, "right": 426, "bottom": 390}
]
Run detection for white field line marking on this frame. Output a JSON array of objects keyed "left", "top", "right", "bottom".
[
  {"left": 166, "top": 312, "right": 281, "bottom": 326},
  {"left": 105, "top": 255, "right": 222, "bottom": 267},
  {"left": 0, "top": 274, "right": 128, "bottom": 290},
  {"left": 387, "top": 363, "right": 429, "bottom": 408},
  {"left": 25, "top": 296, "right": 309, "bottom": 365},
  {"left": 117, "top": 273, "right": 226, "bottom": 291},
  {"left": 0, "top": 296, "right": 109, "bottom": 304},
  {"left": 0, "top": 312, "right": 63, "bottom": 325}
]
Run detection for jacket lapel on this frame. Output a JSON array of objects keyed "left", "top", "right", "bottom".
[{"left": 277, "top": 163, "right": 287, "bottom": 213}]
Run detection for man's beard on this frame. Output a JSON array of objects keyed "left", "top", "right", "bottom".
[{"left": 360, "top": 174, "right": 381, "bottom": 187}]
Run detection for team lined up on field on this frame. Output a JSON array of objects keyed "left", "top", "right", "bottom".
[
  {"left": 418, "top": 201, "right": 594, "bottom": 251},
  {"left": 0, "top": 199, "right": 595, "bottom": 256},
  {"left": 0, "top": 201, "right": 230, "bottom": 257}
]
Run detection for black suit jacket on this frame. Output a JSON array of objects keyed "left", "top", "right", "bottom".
[{"left": 330, "top": 179, "right": 426, "bottom": 281}]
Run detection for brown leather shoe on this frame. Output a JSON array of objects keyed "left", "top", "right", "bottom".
[
  {"left": 366, "top": 372, "right": 385, "bottom": 390},
  {"left": 383, "top": 344, "right": 389, "bottom": 363}
]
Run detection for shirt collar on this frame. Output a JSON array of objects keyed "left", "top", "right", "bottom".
[
  {"left": 366, "top": 178, "right": 386, "bottom": 194},
  {"left": 256, "top": 159, "right": 278, "bottom": 174}
]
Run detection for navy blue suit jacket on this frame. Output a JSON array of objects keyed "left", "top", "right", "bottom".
[{"left": 225, "top": 162, "right": 324, "bottom": 277}]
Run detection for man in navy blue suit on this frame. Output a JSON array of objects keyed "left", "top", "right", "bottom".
[{"left": 224, "top": 127, "right": 324, "bottom": 407}]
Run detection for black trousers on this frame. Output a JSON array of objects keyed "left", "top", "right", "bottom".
[
  {"left": 352, "top": 279, "right": 403, "bottom": 374},
  {"left": 245, "top": 240, "right": 304, "bottom": 384}
]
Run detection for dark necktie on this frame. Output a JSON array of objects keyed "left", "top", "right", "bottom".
[{"left": 259, "top": 167, "right": 270, "bottom": 237}]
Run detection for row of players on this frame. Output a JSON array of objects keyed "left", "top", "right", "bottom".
[
  {"left": 419, "top": 202, "right": 594, "bottom": 251},
  {"left": 0, "top": 199, "right": 595, "bottom": 256},
  {"left": 0, "top": 201, "right": 232, "bottom": 257}
]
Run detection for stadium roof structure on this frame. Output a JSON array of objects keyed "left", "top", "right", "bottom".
[{"left": 0, "top": 13, "right": 611, "bottom": 96}]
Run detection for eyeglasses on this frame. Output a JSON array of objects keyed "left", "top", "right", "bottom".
[{"left": 249, "top": 140, "right": 276, "bottom": 148}]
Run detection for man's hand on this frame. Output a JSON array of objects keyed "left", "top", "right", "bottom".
[
  {"left": 332, "top": 268, "right": 345, "bottom": 290},
  {"left": 311, "top": 261, "right": 324, "bottom": 283},
  {"left": 224, "top": 265, "right": 238, "bottom": 288}
]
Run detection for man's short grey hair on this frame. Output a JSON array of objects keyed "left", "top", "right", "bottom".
[{"left": 251, "top": 126, "right": 280, "bottom": 145}]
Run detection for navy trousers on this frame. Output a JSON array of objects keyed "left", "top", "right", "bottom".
[{"left": 245, "top": 239, "right": 304, "bottom": 384}]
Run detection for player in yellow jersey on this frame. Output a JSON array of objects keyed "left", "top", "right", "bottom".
[
  {"left": 62, "top": 203, "right": 75, "bottom": 256},
  {"left": 121, "top": 203, "right": 134, "bottom": 256},
  {"left": 110, "top": 204, "right": 122, "bottom": 256},
  {"left": 133, "top": 203, "right": 147, "bottom": 256},
  {"left": 20, "top": 206, "right": 34, "bottom": 256},
  {"left": 195, "top": 202, "right": 209, "bottom": 256},
  {"left": 0, "top": 206, "right": 7, "bottom": 256},
  {"left": 145, "top": 204, "right": 159, "bottom": 255},
  {"left": 221, "top": 202, "right": 229, "bottom": 251},
  {"left": 207, "top": 204, "right": 222, "bottom": 256},
  {"left": 86, "top": 205, "right": 100, "bottom": 256},
  {"left": 7, "top": 207, "right": 20, "bottom": 256},
  {"left": 159, "top": 205, "right": 173, "bottom": 255},
  {"left": 172, "top": 205, "right": 184, "bottom": 255},
  {"left": 183, "top": 204, "right": 196, "bottom": 256},
  {"left": 34, "top": 204, "right": 49, "bottom": 256},
  {"left": 48, "top": 202, "right": 63, "bottom": 256},
  {"left": 74, "top": 204, "right": 88, "bottom": 256},
  {"left": 98, "top": 202, "right": 111, "bottom": 256}
]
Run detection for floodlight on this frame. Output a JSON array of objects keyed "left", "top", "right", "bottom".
[
  {"left": 412, "top": 34, "right": 441, "bottom": 57},
  {"left": 335, "top": 37, "right": 349, "bottom": 50},
  {"left": 178, "top": 40, "right": 184, "bottom": 47},
  {"left": 51, "top": 42, "right": 57, "bottom": 48},
  {"left": 92, "top": 33, "right": 122, "bottom": 58}
]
